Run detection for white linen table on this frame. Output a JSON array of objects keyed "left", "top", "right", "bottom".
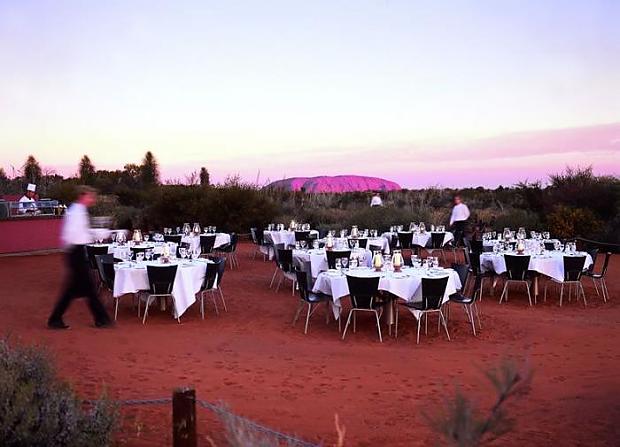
[
  {"left": 313, "top": 267, "right": 461, "bottom": 319},
  {"left": 181, "top": 233, "right": 231, "bottom": 252},
  {"left": 479, "top": 251, "right": 592, "bottom": 282},
  {"left": 293, "top": 248, "right": 372, "bottom": 278},
  {"left": 113, "top": 259, "right": 210, "bottom": 318},
  {"left": 263, "top": 230, "right": 319, "bottom": 247},
  {"left": 383, "top": 231, "right": 454, "bottom": 248}
]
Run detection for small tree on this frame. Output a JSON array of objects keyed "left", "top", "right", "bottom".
[
  {"left": 22, "top": 155, "right": 42, "bottom": 185},
  {"left": 140, "top": 151, "right": 160, "bottom": 186},
  {"left": 200, "top": 167, "right": 210, "bottom": 186},
  {"left": 78, "top": 155, "right": 96, "bottom": 184}
]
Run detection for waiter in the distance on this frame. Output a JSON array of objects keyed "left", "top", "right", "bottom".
[
  {"left": 18, "top": 183, "right": 38, "bottom": 214},
  {"left": 449, "top": 194, "right": 470, "bottom": 247},
  {"left": 48, "top": 186, "right": 113, "bottom": 329}
]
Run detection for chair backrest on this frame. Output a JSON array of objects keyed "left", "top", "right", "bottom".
[
  {"left": 326, "top": 250, "right": 351, "bottom": 269},
  {"left": 201, "top": 259, "right": 220, "bottom": 290},
  {"left": 469, "top": 239, "right": 483, "bottom": 253},
  {"left": 563, "top": 256, "right": 586, "bottom": 281},
  {"left": 146, "top": 265, "right": 178, "bottom": 295},
  {"left": 468, "top": 251, "right": 482, "bottom": 275},
  {"left": 94, "top": 254, "right": 115, "bottom": 289},
  {"left": 200, "top": 235, "right": 216, "bottom": 254},
  {"left": 294, "top": 231, "right": 310, "bottom": 242},
  {"left": 431, "top": 232, "right": 445, "bottom": 249},
  {"left": 345, "top": 275, "right": 380, "bottom": 309},
  {"left": 130, "top": 246, "right": 146, "bottom": 255},
  {"left": 228, "top": 233, "right": 238, "bottom": 251},
  {"left": 295, "top": 269, "right": 311, "bottom": 302},
  {"left": 177, "top": 241, "right": 191, "bottom": 258},
  {"left": 585, "top": 248, "right": 599, "bottom": 274},
  {"left": 398, "top": 232, "right": 413, "bottom": 250},
  {"left": 215, "top": 257, "right": 226, "bottom": 286},
  {"left": 600, "top": 252, "right": 612, "bottom": 276},
  {"left": 389, "top": 233, "right": 400, "bottom": 250},
  {"left": 347, "top": 238, "right": 367, "bottom": 249},
  {"left": 277, "top": 248, "right": 294, "bottom": 273},
  {"left": 420, "top": 276, "right": 449, "bottom": 310},
  {"left": 164, "top": 234, "right": 182, "bottom": 244},
  {"left": 451, "top": 263, "right": 469, "bottom": 290},
  {"left": 250, "top": 227, "right": 259, "bottom": 245},
  {"left": 86, "top": 245, "right": 109, "bottom": 269},
  {"left": 504, "top": 255, "right": 530, "bottom": 280},
  {"left": 544, "top": 242, "right": 556, "bottom": 251}
]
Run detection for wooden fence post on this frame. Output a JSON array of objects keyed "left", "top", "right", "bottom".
[{"left": 173, "top": 387, "right": 197, "bottom": 447}]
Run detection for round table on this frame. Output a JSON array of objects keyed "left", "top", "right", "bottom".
[
  {"left": 263, "top": 230, "right": 319, "bottom": 247},
  {"left": 383, "top": 231, "right": 454, "bottom": 248},
  {"left": 113, "top": 259, "right": 210, "bottom": 318},
  {"left": 313, "top": 266, "right": 461, "bottom": 320}
]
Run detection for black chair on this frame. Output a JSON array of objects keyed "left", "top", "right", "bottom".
[
  {"left": 342, "top": 275, "right": 383, "bottom": 342},
  {"left": 544, "top": 256, "right": 587, "bottom": 306},
  {"left": 294, "top": 231, "right": 310, "bottom": 242},
  {"left": 86, "top": 244, "right": 109, "bottom": 270},
  {"left": 425, "top": 232, "right": 448, "bottom": 263},
  {"left": 95, "top": 255, "right": 122, "bottom": 320},
  {"left": 326, "top": 250, "right": 351, "bottom": 270},
  {"left": 500, "top": 255, "right": 533, "bottom": 306},
  {"left": 250, "top": 227, "right": 271, "bottom": 261},
  {"left": 398, "top": 232, "right": 413, "bottom": 250},
  {"left": 130, "top": 246, "right": 146, "bottom": 258},
  {"left": 293, "top": 269, "right": 332, "bottom": 334},
  {"left": 176, "top": 242, "right": 191, "bottom": 259},
  {"left": 142, "top": 265, "right": 179, "bottom": 324},
  {"left": 467, "top": 251, "right": 495, "bottom": 300},
  {"left": 348, "top": 238, "right": 368, "bottom": 249},
  {"left": 164, "top": 234, "right": 182, "bottom": 244},
  {"left": 197, "top": 258, "right": 225, "bottom": 318},
  {"left": 396, "top": 276, "right": 450, "bottom": 344},
  {"left": 218, "top": 233, "right": 239, "bottom": 269},
  {"left": 269, "top": 243, "right": 286, "bottom": 288},
  {"left": 368, "top": 244, "right": 383, "bottom": 254},
  {"left": 469, "top": 239, "right": 484, "bottom": 253},
  {"left": 275, "top": 248, "right": 297, "bottom": 294},
  {"left": 389, "top": 233, "right": 401, "bottom": 251},
  {"left": 544, "top": 241, "right": 556, "bottom": 251},
  {"left": 584, "top": 252, "right": 611, "bottom": 302},
  {"left": 199, "top": 234, "right": 216, "bottom": 255},
  {"left": 584, "top": 248, "right": 599, "bottom": 275},
  {"left": 449, "top": 271, "right": 482, "bottom": 336}
]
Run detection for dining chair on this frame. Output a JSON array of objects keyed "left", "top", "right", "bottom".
[
  {"left": 584, "top": 252, "right": 611, "bottom": 302},
  {"left": 500, "top": 255, "right": 533, "bottom": 306},
  {"left": 544, "top": 255, "right": 587, "bottom": 306},
  {"left": 342, "top": 275, "right": 383, "bottom": 342},
  {"left": 142, "top": 265, "right": 179, "bottom": 324},
  {"left": 292, "top": 269, "right": 333, "bottom": 334}
]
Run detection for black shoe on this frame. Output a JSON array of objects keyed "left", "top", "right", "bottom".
[
  {"left": 48, "top": 320, "right": 70, "bottom": 330},
  {"left": 95, "top": 320, "right": 115, "bottom": 329}
]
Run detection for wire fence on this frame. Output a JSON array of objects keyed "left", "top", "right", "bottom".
[{"left": 84, "top": 395, "right": 319, "bottom": 447}]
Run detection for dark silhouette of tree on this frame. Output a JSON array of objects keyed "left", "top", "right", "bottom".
[
  {"left": 22, "top": 155, "right": 42, "bottom": 185},
  {"left": 140, "top": 151, "right": 160, "bottom": 186},
  {"left": 122, "top": 164, "right": 142, "bottom": 188},
  {"left": 200, "top": 167, "right": 210, "bottom": 186},
  {"left": 78, "top": 155, "right": 96, "bottom": 184}
]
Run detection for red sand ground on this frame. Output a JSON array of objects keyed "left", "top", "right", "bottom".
[{"left": 1, "top": 243, "right": 619, "bottom": 446}]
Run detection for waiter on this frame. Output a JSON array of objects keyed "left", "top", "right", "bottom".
[
  {"left": 48, "top": 186, "right": 113, "bottom": 329},
  {"left": 449, "top": 194, "right": 470, "bottom": 247},
  {"left": 18, "top": 183, "right": 38, "bottom": 214},
  {"left": 370, "top": 192, "right": 383, "bottom": 207}
]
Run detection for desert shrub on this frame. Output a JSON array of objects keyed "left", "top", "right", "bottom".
[
  {"left": 491, "top": 208, "right": 543, "bottom": 231},
  {"left": 546, "top": 205, "right": 603, "bottom": 239},
  {"left": 343, "top": 206, "right": 412, "bottom": 232},
  {"left": 0, "top": 338, "right": 118, "bottom": 447}
]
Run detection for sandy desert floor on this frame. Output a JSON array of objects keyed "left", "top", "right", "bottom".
[{"left": 1, "top": 243, "right": 619, "bottom": 446}]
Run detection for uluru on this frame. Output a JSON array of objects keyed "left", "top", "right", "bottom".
[{"left": 265, "top": 175, "right": 401, "bottom": 193}]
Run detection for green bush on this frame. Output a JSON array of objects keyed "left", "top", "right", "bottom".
[
  {"left": 0, "top": 338, "right": 118, "bottom": 446},
  {"left": 547, "top": 205, "right": 603, "bottom": 239}
]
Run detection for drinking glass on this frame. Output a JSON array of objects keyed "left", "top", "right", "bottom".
[
  {"left": 144, "top": 234, "right": 150, "bottom": 242},
  {"left": 295, "top": 241, "right": 300, "bottom": 250},
  {"left": 179, "top": 247, "right": 187, "bottom": 260},
  {"left": 136, "top": 252, "right": 144, "bottom": 263},
  {"left": 145, "top": 249, "right": 152, "bottom": 262},
  {"left": 312, "top": 240, "right": 319, "bottom": 249},
  {"left": 335, "top": 258, "right": 341, "bottom": 271},
  {"left": 300, "top": 240, "right": 307, "bottom": 249},
  {"left": 341, "top": 257, "right": 349, "bottom": 270}
]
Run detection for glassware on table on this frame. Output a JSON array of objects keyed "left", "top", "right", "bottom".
[
  {"left": 341, "top": 257, "right": 349, "bottom": 270},
  {"left": 192, "top": 246, "right": 201, "bottom": 261},
  {"left": 300, "top": 240, "right": 307, "bottom": 250},
  {"left": 136, "top": 252, "right": 144, "bottom": 263},
  {"left": 179, "top": 247, "right": 187, "bottom": 260},
  {"left": 312, "top": 240, "right": 319, "bottom": 249},
  {"left": 145, "top": 249, "right": 152, "bottom": 261},
  {"left": 144, "top": 234, "right": 150, "bottom": 242},
  {"left": 295, "top": 241, "right": 300, "bottom": 250},
  {"left": 335, "top": 258, "right": 342, "bottom": 271},
  {"left": 350, "top": 257, "right": 358, "bottom": 268}
]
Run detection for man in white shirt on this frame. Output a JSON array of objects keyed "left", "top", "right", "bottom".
[
  {"left": 370, "top": 192, "right": 383, "bottom": 207},
  {"left": 449, "top": 194, "right": 470, "bottom": 247},
  {"left": 18, "top": 183, "right": 38, "bottom": 214},
  {"left": 48, "top": 186, "right": 112, "bottom": 329}
]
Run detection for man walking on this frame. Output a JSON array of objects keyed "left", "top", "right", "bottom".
[
  {"left": 449, "top": 194, "right": 470, "bottom": 247},
  {"left": 48, "top": 186, "right": 112, "bottom": 329}
]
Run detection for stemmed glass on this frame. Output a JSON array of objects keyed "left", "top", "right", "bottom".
[
  {"left": 144, "top": 234, "right": 150, "bottom": 243},
  {"left": 341, "top": 257, "right": 349, "bottom": 271},
  {"left": 136, "top": 252, "right": 144, "bottom": 263},
  {"left": 179, "top": 247, "right": 187, "bottom": 261},
  {"left": 300, "top": 240, "right": 307, "bottom": 250},
  {"left": 191, "top": 246, "right": 201, "bottom": 261},
  {"left": 335, "top": 258, "right": 341, "bottom": 271},
  {"left": 145, "top": 249, "right": 152, "bottom": 262}
]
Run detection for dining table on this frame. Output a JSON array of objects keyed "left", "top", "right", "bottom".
[{"left": 292, "top": 247, "right": 373, "bottom": 278}]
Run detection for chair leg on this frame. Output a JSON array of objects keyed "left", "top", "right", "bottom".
[
  {"left": 292, "top": 300, "right": 305, "bottom": 325},
  {"left": 219, "top": 288, "right": 227, "bottom": 312},
  {"left": 114, "top": 298, "right": 119, "bottom": 321},
  {"left": 269, "top": 268, "right": 278, "bottom": 288},
  {"left": 142, "top": 296, "right": 152, "bottom": 324},
  {"left": 416, "top": 316, "right": 421, "bottom": 344},
  {"left": 200, "top": 294, "right": 205, "bottom": 320},
  {"left": 211, "top": 292, "right": 219, "bottom": 315},
  {"left": 342, "top": 310, "right": 354, "bottom": 340},
  {"left": 374, "top": 311, "right": 383, "bottom": 343},
  {"left": 592, "top": 277, "right": 600, "bottom": 297},
  {"left": 304, "top": 303, "right": 312, "bottom": 334},
  {"left": 559, "top": 283, "right": 564, "bottom": 307},
  {"left": 499, "top": 283, "right": 508, "bottom": 304},
  {"left": 602, "top": 278, "right": 609, "bottom": 302},
  {"left": 580, "top": 283, "right": 587, "bottom": 307},
  {"left": 526, "top": 282, "right": 532, "bottom": 306},
  {"left": 467, "top": 305, "right": 476, "bottom": 336},
  {"left": 395, "top": 306, "right": 399, "bottom": 339},
  {"left": 440, "top": 310, "right": 450, "bottom": 341}
]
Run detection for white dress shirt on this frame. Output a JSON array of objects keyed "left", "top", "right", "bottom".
[
  {"left": 370, "top": 196, "right": 383, "bottom": 207},
  {"left": 60, "top": 203, "right": 94, "bottom": 247},
  {"left": 18, "top": 195, "right": 36, "bottom": 213},
  {"left": 450, "top": 203, "right": 470, "bottom": 225}
]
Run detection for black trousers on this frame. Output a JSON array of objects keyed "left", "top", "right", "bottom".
[
  {"left": 453, "top": 220, "right": 467, "bottom": 247},
  {"left": 49, "top": 245, "right": 111, "bottom": 325}
]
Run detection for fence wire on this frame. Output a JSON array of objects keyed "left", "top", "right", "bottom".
[{"left": 83, "top": 396, "right": 319, "bottom": 447}]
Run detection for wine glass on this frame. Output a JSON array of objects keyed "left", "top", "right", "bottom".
[
  {"left": 341, "top": 257, "right": 349, "bottom": 270},
  {"left": 300, "top": 240, "right": 307, "bottom": 250},
  {"left": 145, "top": 249, "right": 152, "bottom": 262},
  {"left": 144, "top": 234, "right": 150, "bottom": 243},
  {"left": 312, "top": 240, "right": 319, "bottom": 250},
  {"left": 136, "top": 252, "right": 144, "bottom": 263},
  {"left": 179, "top": 247, "right": 187, "bottom": 261},
  {"left": 192, "top": 246, "right": 201, "bottom": 261},
  {"left": 335, "top": 258, "right": 341, "bottom": 271}
]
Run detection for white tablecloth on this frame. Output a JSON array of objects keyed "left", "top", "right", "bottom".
[
  {"left": 479, "top": 251, "right": 592, "bottom": 282},
  {"left": 98, "top": 242, "right": 177, "bottom": 260},
  {"left": 113, "top": 259, "right": 209, "bottom": 318},
  {"left": 181, "top": 233, "right": 231, "bottom": 251},
  {"left": 263, "top": 230, "right": 319, "bottom": 247},
  {"left": 313, "top": 267, "right": 461, "bottom": 319},
  {"left": 293, "top": 248, "right": 372, "bottom": 278},
  {"left": 383, "top": 231, "right": 454, "bottom": 248}
]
